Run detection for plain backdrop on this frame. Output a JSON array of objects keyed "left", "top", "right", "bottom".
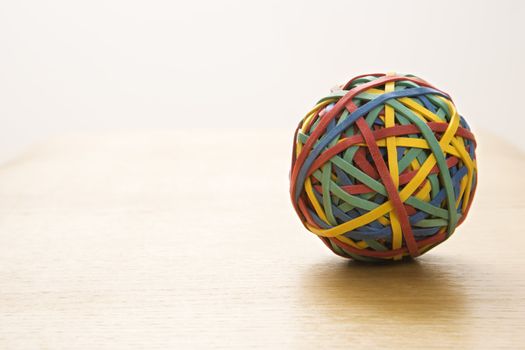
[{"left": 0, "top": 0, "right": 523, "bottom": 162}]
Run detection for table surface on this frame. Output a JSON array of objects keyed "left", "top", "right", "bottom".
[{"left": 0, "top": 129, "right": 523, "bottom": 349}]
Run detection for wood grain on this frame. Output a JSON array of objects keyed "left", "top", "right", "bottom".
[{"left": 0, "top": 129, "right": 523, "bottom": 349}]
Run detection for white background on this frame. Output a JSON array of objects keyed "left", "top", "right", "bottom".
[{"left": 0, "top": 0, "right": 523, "bottom": 162}]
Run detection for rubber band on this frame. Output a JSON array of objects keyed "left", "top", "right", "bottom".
[{"left": 290, "top": 73, "right": 477, "bottom": 261}]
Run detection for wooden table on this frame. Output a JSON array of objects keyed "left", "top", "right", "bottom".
[{"left": 0, "top": 130, "right": 523, "bottom": 349}]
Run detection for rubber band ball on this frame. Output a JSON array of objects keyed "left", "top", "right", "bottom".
[{"left": 289, "top": 73, "right": 477, "bottom": 262}]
